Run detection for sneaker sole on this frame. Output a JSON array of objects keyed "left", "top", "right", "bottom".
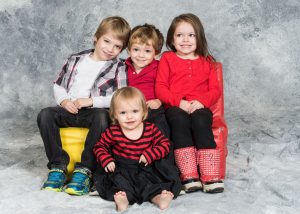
[
  {"left": 64, "top": 187, "right": 87, "bottom": 196},
  {"left": 183, "top": 181, "right": 202, "bottom": 193},
  {"left": 42, "top": 187, "right": 63, "bottom": 192},
  {"left": 203, "top": 182, "right": 224, "bottom": 193}
]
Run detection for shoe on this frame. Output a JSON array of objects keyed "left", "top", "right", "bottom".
[
  {"left": 88, "top": 184, "right": 99, "bottom": 196},
  {"left": 41, "top": 168, "right": 66, "bottom": 192},
  {"left": 179, "top": 189, "right": 186, "bottom": 195},
  {"left": 202, "top": 180, "right": 224, "bottom": 193},
  {"left": 64, "top": 168, "right": 92, "bottom": 196},
  {"left": 182, "top": 179, "right": 202, "bottom": 193}
]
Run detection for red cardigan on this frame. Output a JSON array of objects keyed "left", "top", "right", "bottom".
[
  {"left": 155, "top": 51, "right": 221, "bottom": 108},
  {"left": 126, "top": 58, "right": 158, "bottom": 101}
]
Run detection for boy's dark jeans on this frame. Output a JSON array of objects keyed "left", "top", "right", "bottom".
[
  {"left": 37, "top": 106, "right": 109, "bottom": 172},
  {"left": 147, "top": 106, "right": 170, "bottom": 139}
]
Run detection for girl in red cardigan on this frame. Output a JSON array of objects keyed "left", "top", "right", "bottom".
[
  {"left": 93, "top": 87, "right": 181, "bottom": 212},
  {"left": 156, "top": 13, "right": 224, "bottom": 193}
]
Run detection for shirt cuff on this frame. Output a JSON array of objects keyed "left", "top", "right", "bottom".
[{"left": 92, "top": 95, "right": 113, "bottom": 108}]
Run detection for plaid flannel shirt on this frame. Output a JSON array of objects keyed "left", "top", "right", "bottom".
[{"left": 54, "top": 49, "right": 127, "bottom": 107}]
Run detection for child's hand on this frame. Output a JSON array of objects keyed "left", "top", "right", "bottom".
[
  {"left": 61, "top": 99, "right": 78, "bottom": 114},
  {"left": 105, "top": 162, "right": 116, "bottom": 173},
  {"left": 146, "top": 99, "right": 162, "bottom": 109},
  {"left": 73, "top": 98, "right": 93, "bottom": 109},
  {"left": 139, "top": 155, "right": 148, "bottom": 166},
  {"left": 189, "top": 100, "right": 204, "bottom": 113},
  {"left": 179, "top": 100, "right": 191, "bottom": 113}
]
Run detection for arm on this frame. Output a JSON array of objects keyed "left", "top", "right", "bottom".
[
  {"left": 53, "top": 83, "right": 70, "bottom": 106},
  {"left": 92, "top": 62, "right": 127, "bottom": 108},
  {"left": 141, "top": 125, "right": 170, "bottom": 165},
  {"left": 195, "top": 63, "right": 221, "bottom": 108},
  {"left": 155, "top": 55, "right": 184, "bottom": 107},
  {"left": 92, "top": 95, "right": 113, "bottom": 108},
  {"left": 115, "top": 62, "right": 128, "bottom": 89},
  {"left": 146, "top": 99, "right": 162, "bottom": 109},
  {"left": 53, "top": 84, "right": 79, "bottom": 114},
  {"left": 93, "top": 128, "right": 115, "bottom": 169}
]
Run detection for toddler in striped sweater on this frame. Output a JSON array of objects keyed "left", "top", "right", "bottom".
[{"left": 93, "top": 87, "right": 181, "bottom": 212}]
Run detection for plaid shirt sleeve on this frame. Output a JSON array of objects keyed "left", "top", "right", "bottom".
[{"left": 115, "top": 62, "right": 128, "bottom": 89}]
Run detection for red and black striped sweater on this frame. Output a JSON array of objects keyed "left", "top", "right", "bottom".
[{"left": 93, "top": 122, "right": 170, "bottom": 168}]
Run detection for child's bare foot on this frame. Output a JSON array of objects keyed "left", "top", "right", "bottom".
[
  {"left": 114, "top": 191, "right": 129, "bottom": 212},
  {"left": 152, "top": 190, "right": 174, "bottom": 210}
]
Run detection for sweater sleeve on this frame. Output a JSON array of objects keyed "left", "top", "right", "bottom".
[
  {"left": 92, "top": 61, "right": 127, "bottom": 108},
  {"left": 54, "top": 57, "right": 69, "bottom": 86},
  {"left": 155, "top": 54, "right": 183, "bottom": 107},
  {"left": 92, "top": 95, "right": 112, "bottom": 108},
  {"left": 116, "top": 62, "right": 128, "bottom": 89},
  {"left": 93, "top": 128, "right": 115, "bottom": 168},
  {"left": 53, "top": 83, "right": 70, "bottom": 106},
  {"left": 195, "top": 63, "right": 221, "bottom": 108},
  {"left": 142, "top": 125, "right": 170, "bottom": 165}
]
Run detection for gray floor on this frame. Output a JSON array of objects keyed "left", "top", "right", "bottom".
[{"left": 0, "top": 109, "right": 299, "bottom": 214}]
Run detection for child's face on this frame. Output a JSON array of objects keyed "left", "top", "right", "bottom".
[
  {"left": 129, "top": 42, "right": 156, "bottom": 72},
  {"left": 114, "top": 98, "right": 144, "bottom": 132},
  {"left": 173, "top": 22, "right": 197, "bottom": 58},
  {"left": 92, "top": 30, "right": 123, "bottom": 61}
]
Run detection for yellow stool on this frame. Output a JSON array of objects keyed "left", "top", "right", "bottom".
[{"left": 60, "top": 128, "right": 89, "bottom": 176}]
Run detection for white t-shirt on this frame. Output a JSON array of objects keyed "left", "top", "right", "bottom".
[{"left": 54, "top": 54, "right": 106, "bottom": 106}]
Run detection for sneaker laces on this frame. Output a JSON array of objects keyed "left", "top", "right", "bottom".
[
  {"left": 48, "top": 170, "right": 65, "bottom": 182},
  {"left": 71, "top": 171, "right": 88, "bottom": 184}
]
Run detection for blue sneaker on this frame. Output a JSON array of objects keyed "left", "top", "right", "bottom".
[
  {"left": 64, "top": 168, "right": 92, "bottom": 196},
  {"left": 41, "top": 169, "right": 66, "bottom": 192}
]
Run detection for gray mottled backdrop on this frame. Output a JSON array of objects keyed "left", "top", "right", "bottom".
[
  {"left": 0, "top": 0, "right": 299, "bottom": 214},
  {"left": 1, "top": 0, "right": 299, "bottom": 122}
]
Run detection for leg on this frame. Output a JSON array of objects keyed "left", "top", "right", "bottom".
[
  {"left": 147, "top": 107, "right": 170, "bottom": 138},
  {"left": 166, "top": 107, "right": 201, "bottom": 192},
  {"left": 75, "top": 108, "right": 110, "bottom": 171},
  {"left": 166, "top": 107, "right": 193, "bottom": 149},
  {"left": 192, "top": 108, "right": 223, "bottom": 193},
  {"left": 37, "top": 106, "right": 80, "bottom": 191},
  {"left": 191, "top": 108, "right": 216, "bottom": 149},
  {"left": 65, "top": 108, "right": 109, "bottom": 195},
  {"left": 114, "top": 191, "right": 129, "bottom": 212},
  {"left": 196, "top": 149, "right": 224, "bottom": 193},
  {"left": 151, "top": 190, "right": 174, "bottom": 210},
  {"left": 147, "top": 107, "right": 175, "bottom": 164},
  {"left": 37, "top": 106, "right": 80, "bottom": 171}
]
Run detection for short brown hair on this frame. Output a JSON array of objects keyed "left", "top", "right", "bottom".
[
  {"left": 109, "top": 87, "right": 148, "bottom": 124},
  {"left": 94, "top": 16, "right": 131, "bottom": 50},
  {"left": 128, "top": 24, "right": 164, "bottom": 55},
  {"left": 166, "top": 13, "right": 210, "bottom": 57}
]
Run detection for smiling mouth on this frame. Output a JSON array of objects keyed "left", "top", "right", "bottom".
[
  {"left": 180, "top": 45, "right": 191, "bottom": 48},
  {"left": 103, "top": 51, "right": 113, "bottom": 57},
  {"left": 136, "top": 59, "right": 146, "bottom": 63},
  {"left": 125, "top": 121, "right": 135, "bottom": 125}
]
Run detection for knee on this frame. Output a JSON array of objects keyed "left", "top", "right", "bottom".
[
  {"left": 91, "top": 109, "right": 110, "bottom": 127},
  {"left": 192, "top": 108, "right": 213, "bottom": 126},
  {"left": 166, "top": 107, "right": 189, "bottom": 125},
  {"left": 37, "top": 107, "right": 53, "bottom": 125}
]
